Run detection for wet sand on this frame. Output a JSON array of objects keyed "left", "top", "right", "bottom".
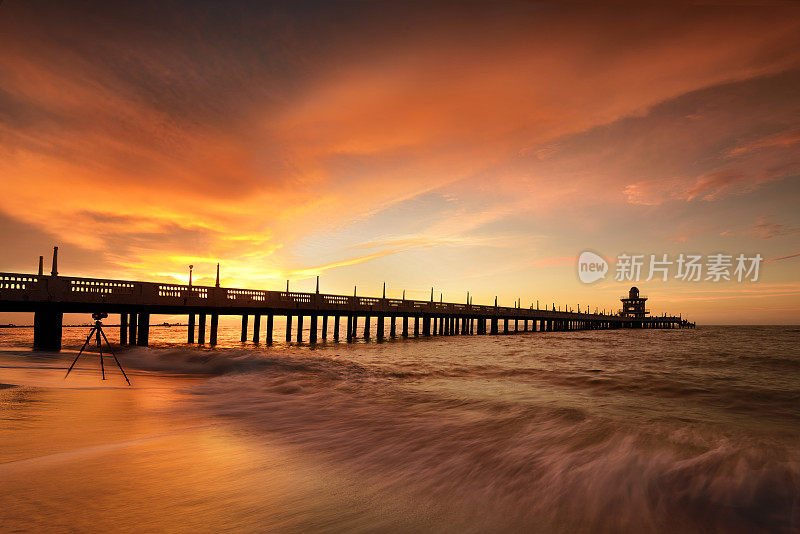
[{"left": 0, "top": 359, "right": 451, "bottom": 533}]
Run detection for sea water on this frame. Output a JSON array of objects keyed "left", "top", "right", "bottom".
[{"left": 0, "top": 325, "right": 798, "bottom": 533}]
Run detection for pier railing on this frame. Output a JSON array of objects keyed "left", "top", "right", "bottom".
[{"left": 0, "top": 271, "right": 681, "bottom": 323}]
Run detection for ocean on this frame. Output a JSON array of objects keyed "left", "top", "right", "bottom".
[{"left": 1, "top": 325, "right": 798, "bottom": 533}]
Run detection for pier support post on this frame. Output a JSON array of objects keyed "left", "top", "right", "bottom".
[
  {"left": 241, "top": 315, "right": 248, "bottom": 343},
  {"left": 296, "top": 315, "right": 303, "bottom": 343},
  {"left": 423, "top": 317, "right": 430, "bottom": 336},
  {"left": 266, "top": 314, "right": 273, "bottom": 346},
  {"left": 322, "top": 315, "right": 328, "bottom": 340},
  {"left": 198, "top": 314, "right": 206, "bottom": 344},
  {"left": 188, "top": 313, "right": 195, "bottom": 343},
  {"left": 209, "top": 314, "right": 218, "bottom": 346},
  {"left": 352, "top": 315, "right": 358, "bottom": 340},
  {"left": 377, "top": 315, "right": 384, "bottom": 341},
  {"left": 253, "top": 314, "right": 261, "bottom": 343},
  {"left": 346, "top": 315, "right": 353, "bottom": 341},
  {"left": 503, "top": 318, "right": 509, "bottom": 334},
  {"left": 137, "top": 312, "right": 150, "bottom": 346},
  {"left": 402, "top": 316, "right": 409, "bottom": 338},
  {"left": 310, "top": 314, "right": 318, "bottom": 343},
  {"left": 490, "top": 318, "right": 498, "bottom": 335},
  {"left": 33, "top": 307, "right": 63, "bottom": 351},
  {"left": 414, "top": 316, "right": 419, "bottom": 336},
  {"left": 364, "top": 316, "right": 371, "bottom": 339},
  {"left": 285, "top": 315, "right": 292, "bottom": 342},
  {"left": 390, "top": 316, "right": 396, "bottom": 338},
  {"left": 129, "top": 312, "right": 138, "bottom": 345},
  {"left": 120, "top": 313, "right": 128, "bottom": 345},
  {"left": 333, "top": 315, "right": 340, "bottom": 341}
]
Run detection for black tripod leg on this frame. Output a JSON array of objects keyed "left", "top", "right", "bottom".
[
  {"left": 97, "top": 328, "right": 106, "bottom": 380},
  {"left": 65, "top": 327, "right": 95, "bottom": 379},
  {"left": 99, "top": 328, "right": 131, "bottom": 386}
]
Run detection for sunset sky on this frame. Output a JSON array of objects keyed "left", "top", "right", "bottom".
[{"left": 1, "top": 1, "right": 799, "bottom": 324}]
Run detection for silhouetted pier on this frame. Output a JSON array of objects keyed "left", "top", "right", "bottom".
[{"left": 0, "top": 250, "right": 691, "bottom": 351}]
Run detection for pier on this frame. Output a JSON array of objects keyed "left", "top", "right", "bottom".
[{"left": 0, "top": 251, "right": 691, "bottom": 351}]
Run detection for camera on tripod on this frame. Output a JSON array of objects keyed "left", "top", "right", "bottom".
[{"left": 65, "top": 311, "right": 131, "bottom": 386}]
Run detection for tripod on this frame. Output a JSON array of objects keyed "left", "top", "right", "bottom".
[{"left": 65, "top": 313, "right": 131, "bottom": 386}]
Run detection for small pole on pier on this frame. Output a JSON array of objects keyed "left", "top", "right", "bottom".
[
  {"left": 189, "top": 265, "right": 193, "bottom": 287},
  {"left": 431, "top": 287, "right": 434, "bottom": 302},
  {"left": 316, "top": 276, "right": 319, "bottom": 294},
  {"left": 383, "top": 282, "right": 386, "bottom": 299},
  {"left": 215, "top": 263, "right": 220, "bottom": 288},
  {"left": 51, "top": 246, "right": 58, "bottom": 276},
  {"left": 495, "top": 296, "right": 498, "bottom": 307},
  {"left": 286, "top": 280, "right": 289, "bottom": 292},
  {"left": 38, "top": 256, "right": 43, "bottom": 276},
  {"left": 402, "top": 290, "right": 405, "bottom": 300}
]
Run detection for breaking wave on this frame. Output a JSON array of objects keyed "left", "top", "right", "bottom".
[{"left": 113, "top": 344, "right": 800, "bottom": 533}]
